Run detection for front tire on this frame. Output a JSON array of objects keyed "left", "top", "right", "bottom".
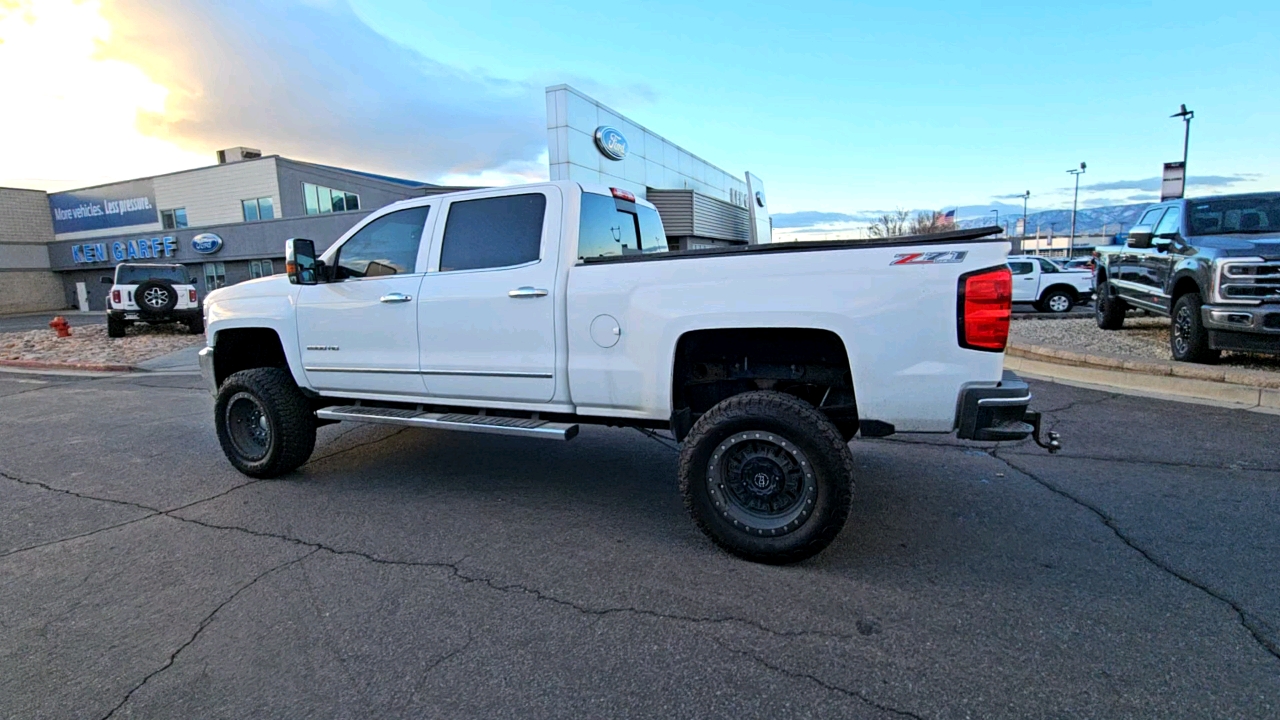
[
  {"left": 1170, "top": 293, "right": 1219, "bottom": 364},
  {"left": 679, "top": 391, "right": 854, "bottom": 564},
  {"left": 215, "top": 368, "right": 316, "bottom": 478},
  {"left": 1095, "top": 280, "right": 1125, "bottom": 330}
]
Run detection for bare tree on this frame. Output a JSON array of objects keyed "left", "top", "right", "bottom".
[
  {"left": 909, "top": 210, "right": 948, "bottom": 235},
  {"left": 866, "top": 209, "right": 911, "bottom": 238}
]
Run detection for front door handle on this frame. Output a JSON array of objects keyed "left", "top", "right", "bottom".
[
  {"left": 379, "top": 293, "right": 413, "bottom": 303},
  {"left": 508, "top": 287, "right": 549, "bottom": 298}
]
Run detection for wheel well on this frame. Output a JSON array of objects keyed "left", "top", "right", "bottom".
[
  {"left": 1040, "top": 283, "right": 1078, "bottom": 301},
  {"left": 670, "top": 328, "right": 856, "bottom": 441},
  {"left": 212, "top": 328, "right": 289, "bottom": 387},
  {"left": 1171, "top": 276, "right": 1201, "bottom": 304}
]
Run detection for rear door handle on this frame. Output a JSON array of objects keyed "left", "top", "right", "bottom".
[
  {"left": 379, "top": 293, "right": 413, "bottom": 303},
  {"left": 508, "top": 287, "right": 549, "bottom": 298}
]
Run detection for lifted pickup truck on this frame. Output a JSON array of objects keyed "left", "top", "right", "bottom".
[
  {"left": 199, "top": 181, "right": 1056, "bottom": 563},
  {"left": 1095, "top": 192, "right": 1280, "bottom": 362}
]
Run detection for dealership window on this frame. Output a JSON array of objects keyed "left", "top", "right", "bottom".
[
  {"left": 304, "top": 183, "right": 360, "bottom": 215},
  {"left": 440, "top": 194, "right": 545, "bottom": 272},
  {"left": 249, "top": 259, "right": 275, "bottom": 279},
  {"left": 204, "top": 262, "right": 227, "bottom": 290},
  {"left": 160, "top": 208, "right": 188, "bottom": 230},
  {"left": 241, "top": 197, "right": 275, "bottom": 221}
]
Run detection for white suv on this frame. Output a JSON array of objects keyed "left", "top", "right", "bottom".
[{"left": 102, "top": 263, "right": 203, "bottom": 337}]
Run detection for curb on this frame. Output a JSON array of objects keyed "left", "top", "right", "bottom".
[
  {"left": 1006, "top": 342, "right": 1280, "bottom": 411},
  {"left": 0, "top": 359, "right": 138, "bottom": 373}
]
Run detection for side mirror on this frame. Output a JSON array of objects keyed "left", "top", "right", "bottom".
[
  {"left": 1127, "top": 226, "right": 1154, "bottom": 249},
  {"left": 286, "top": 238, "right": 319, "bottom": 285},
  {"left": 100, "top": 276, "right": 114, "bottom": 285}
]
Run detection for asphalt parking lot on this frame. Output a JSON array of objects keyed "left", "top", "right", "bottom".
[{"left": 1, "top": 370, "right": 1278, "bottom": 718}]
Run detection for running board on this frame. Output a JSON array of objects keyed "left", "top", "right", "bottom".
[{"left": 315, "top": 405, "right": 579, "bottom": 441}]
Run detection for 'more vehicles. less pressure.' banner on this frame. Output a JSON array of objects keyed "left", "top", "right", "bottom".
[{"left": 48, "top": 179, "right": 159, "bottom": 235}]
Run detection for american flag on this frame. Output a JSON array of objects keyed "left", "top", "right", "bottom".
[{"left": 939, "top": 209, "right": 956, "bottom": 227}]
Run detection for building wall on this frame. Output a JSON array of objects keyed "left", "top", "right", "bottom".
[
  {"left": 0, "top": 187, "right": 64, "bottom": 314},
  {"left": 646, "top": 190, "right": 750, "bottom": 243},
  {"left": 275, "top": 159, "right": 427, "bottom": 218},
  {"left": 545, "top": 85, "right": 749, "bottom": 208},
  {"left": 153, "top": 157, "right": 281, "bottom": 230}
]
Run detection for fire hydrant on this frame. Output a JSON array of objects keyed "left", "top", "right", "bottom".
[{"left": 49, "top": 316, "right": 72, "bottom": 338}]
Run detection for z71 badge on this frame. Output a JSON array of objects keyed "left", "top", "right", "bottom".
[{"left": 890, "top": 251, "right": 968, "bottom": 265}]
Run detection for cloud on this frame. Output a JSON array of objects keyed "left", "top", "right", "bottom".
[
  {"left": 97, "top": 0, "right": 548, "bottom": 183},
  {"left": 1080, "top": 175, "right": 1251, "bottom": 192}
]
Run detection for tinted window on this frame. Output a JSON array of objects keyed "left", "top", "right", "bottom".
[
  {"left": 1188, "top": 195, "right": 1280, "bottom": 235},
  {"left": 577, "top": 193, "right": 670, "bottom": 260},
  {"left": 440, "top": 194, "right": 546, "bottom": 272},
  {"left": 335, "top": 206, "right": 429, "bottom": 279},
  {"left": 117, "top": 265, "right": 190, "bottom": 284},
  {"left": 1008, "top": 261, "right": 1034, "bottom": 275},
  {"left": 1154, "top": 207, "right": 1181, "bottom": 236},
  {"left": 1137, "top": 208, "right": 1165, "bottom": 228}
]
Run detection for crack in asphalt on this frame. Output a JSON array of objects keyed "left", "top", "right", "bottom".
[
  {"left": 99, "top": 548, "right": 319, "bottom": 720},
  {"left": 997, "top": 450, "right": 1280, "bottom": 474},
  {"left": 994, "top": 451, "right": 1280, "bottom": 664},
  {"left": 706, "top": 637, "right": 924, "bottom": 719}
]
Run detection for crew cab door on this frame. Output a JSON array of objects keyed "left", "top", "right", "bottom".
[
  {"left": 1009, "top": 260, "right": 1039, "bottom": 302},
  {"left": 1116, "top": 206, "right": 1167, "bottom": 308},
  {"left": 1142, "top": 205, "right": 1183, "bottom": 310},
  {"left": 416, "top": 187, "right": 561, "bottom": 403},
  {"left": 296, "top": 205, "right": 433, "bottom": 395}
]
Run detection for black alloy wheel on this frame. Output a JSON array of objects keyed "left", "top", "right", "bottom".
[
  {"left": 711, "top": 432, "right": 819, "bottom": 535},
  {"left": 1095, "top": 280, "right": 1125, "bottom": 330},
  {"left": 224, "top": 392, "right": 272, "bottom": 463},
  {"left": 215, "top": 367, "right": 316, "bottom": 477},
  {"left": 1170, "top": 292, "right": 1219, "bottom": 364}
]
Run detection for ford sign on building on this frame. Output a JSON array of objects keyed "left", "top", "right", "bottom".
[
  {"left": 191, "top": 233, "right": 223, "bottom": 254},
  {"left": 594, "top": 126, "right": 628, "bottom": 161}
]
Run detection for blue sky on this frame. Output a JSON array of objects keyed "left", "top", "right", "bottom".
[{"left": 3, "top": 0, "right": 1277, "bottom": 224}]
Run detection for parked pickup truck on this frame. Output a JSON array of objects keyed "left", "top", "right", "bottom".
[
  {"left": 1006, "top": 254, "right": 1094, "bottom": 313},
  {"left": 198, "top": 181, "right": 1057, "bottom": 563},
  {"left": 1095, "top": 192, "right": 1280, "bottom": 363}
]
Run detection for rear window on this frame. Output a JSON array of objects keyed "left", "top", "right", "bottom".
[
  {"left": 1187, "top": 195, "right": 1280, "bottom": 235},
  {"left": 578, "top": 193, "right": 669, "bottom": 260},
  {"left": 116, "top": 265, "right": 189, "bottom": 284}
]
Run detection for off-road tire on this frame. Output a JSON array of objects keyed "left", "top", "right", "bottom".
[
  {"left": 215, "top": 368, "right": 315, "bottom": 478},
  {"left": 1038, "top": 288, "right": 1074, "bottom": 313},
  {"left": 134, "top": 280, "right": 177, "bottom": 318},
  {"left": 678, "top": 391, "right": 855, "bottom": 564},
  {"left": 1170, "top": 292, "right": 1219, "bottom": 364},
  {"left": 106, "top": 314, "right": 126, "bottom": 338},
  {"left": 1095, "top": 280, "right": 1126, "bottom": 330}
]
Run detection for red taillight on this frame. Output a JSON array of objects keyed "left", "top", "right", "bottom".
[
  {"left": 112, "top": 289, "right": 121, "bottom": 304},
  {"left": 189, "top": 289, "right": 198, "bottom": 303},
  {"left": 958, "top": 266, "right": 1012, "bottom": 352},
  {"left": 610, "top": 187, "right": 635, "bottom": 202}
]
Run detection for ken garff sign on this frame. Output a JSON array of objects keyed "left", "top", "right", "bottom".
[
  {"left": 191, "top": 233, "right": 224, "bottom": 254},
  {"left": 594, "top": 126, "right": 628, "bottom": 161},
  {"left": 48, "top": 179, "right": 159, "bottom": 234}
]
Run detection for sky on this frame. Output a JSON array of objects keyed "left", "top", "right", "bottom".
[{"left": 1, "top": 0, "right": 1277, "bottom": 231}]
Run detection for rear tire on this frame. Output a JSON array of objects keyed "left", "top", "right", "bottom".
[
  {"left": 1038, "top": 288, "right": 1074, "bottom": 313},
  {"left": 1170, "top": 292, "right": 1219, "bottom": 364},
  {"left": 1095, "top": 280, "right": 1125, "bottom": 330},
  {"left": 215, "top": 368, "right": 316, "bottom": 478},
  {"left": 187, "top": 316, "right": 205, "bottom": 334},
  {"left": 106, "top": 314, "right": 126, "bottom": 338},
  {"left": 679, "top": 391, "right": 854, "bottom": 564}
]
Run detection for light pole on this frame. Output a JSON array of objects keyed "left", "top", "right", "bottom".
[
  {"left": 1021, "top": 190, "right": 1030, "bottom": 237},
  {"left": 1171, "top": 104, "right": 1194, "bottom": 170},
  {"left": 1067, "top": 162, "right": 1086, "bottom": 257},
  {"left": 990, "top": 209, "right": 999, "bottom": 229}
]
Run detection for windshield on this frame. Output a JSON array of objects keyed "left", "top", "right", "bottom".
[
  {"left": 116, "top": 265, "right": 190, "bottom": 284},
  {"left": 577, "top": 193, "right": 669, "bottom": 260},
  {"left": 1187, "top": 195, "right": 1280, "bottom": 236}
]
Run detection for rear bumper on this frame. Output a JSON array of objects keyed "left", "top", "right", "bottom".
[{"left": 956, "top": 370, "right": 1034, "bottom": 441}]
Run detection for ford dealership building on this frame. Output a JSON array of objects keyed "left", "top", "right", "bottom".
[{"left": 0, "top": 85, "right": 769, "bottom": 314}]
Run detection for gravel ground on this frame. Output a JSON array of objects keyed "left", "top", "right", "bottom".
[
  {"left": 1011, "top": 315, "right": 1280, "bottom": 372},
  {"left": 0, "top": 323, "right": 203, "bottom": 366}
]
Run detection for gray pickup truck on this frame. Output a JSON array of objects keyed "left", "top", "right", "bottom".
[{"left": 1095, "top": 192, "right": 1280, "bottom": 363}]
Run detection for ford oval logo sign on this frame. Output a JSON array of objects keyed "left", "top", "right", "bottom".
[
  {"left": 594, "top": 126, "right": 627, "bottom": 161},
  {"left": 191, "top": 233, "right": 223, "bottom": 254}
]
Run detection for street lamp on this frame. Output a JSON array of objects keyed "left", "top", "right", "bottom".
[
  {"left": 1067, "top": 162, "right": 1087, "bottom": 257},
  {"left": 1171, "top": 104, "right": 1194, "bottom": 170},
  {"left": 990, "top": 209, "right": 999, "bottom": 229},
  {"left": 1021, "top": 190, "right": 1030, "bottom": 237}
]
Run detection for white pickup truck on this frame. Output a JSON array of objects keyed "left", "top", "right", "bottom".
[
  {"left": 199, "top": 181, "right": 1058, "bottom": 563},
  {"left": 1006, "top": 254, "right": 1095, "bottom": 313}
]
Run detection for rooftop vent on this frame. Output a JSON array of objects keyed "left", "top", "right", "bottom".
[{"left": 216, "top": 147, "right": 263, "bottom": 164}]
